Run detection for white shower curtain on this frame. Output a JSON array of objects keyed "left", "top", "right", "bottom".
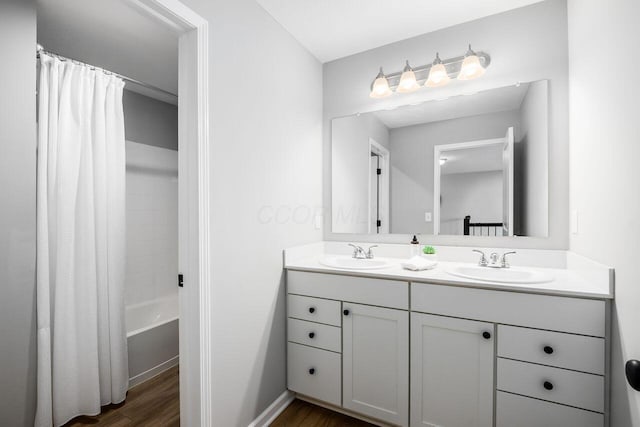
[{"left": 35, "top": 54, "right": 128, "bottom": 427}]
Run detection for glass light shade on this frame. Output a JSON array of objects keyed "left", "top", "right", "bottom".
[
  {"left": 439, "top": 157, "right": 448, "bottom": 166},
  {"left": 458, "top": 53, "right": 485, "bottom": 80},
  {"left": 397, "top": 61, "right": 420, "bottom": 93},
  {"left": 369, "top": 68, "right": 392, "bottom": 98},
  {"left": 426, "top": 63, "right": 450, "bottom": 87}
]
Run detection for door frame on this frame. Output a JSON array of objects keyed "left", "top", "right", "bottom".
[
  {"left": 368, "top": 138, "right": 390, "bottom": 234},
  {"left": 433, "top": 137, "right": 505, "bottom": 235},
  {"left": 127, "top": 1, "right": 211, "bottom": 425}
]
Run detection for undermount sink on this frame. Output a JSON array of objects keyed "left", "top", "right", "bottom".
[
  {"left": 320, "top": 256, "right": 395, "bottom": 270},
  {"left": 446, "top": 265, "right": 554, "bottom": 284}
]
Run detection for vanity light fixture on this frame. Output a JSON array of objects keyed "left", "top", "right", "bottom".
[
  {"left": 397, "top": 60, "right": 421, "bottom": 93},
  {"left": 369, "top": 45, "right": 490, "bottom": 96},
  {"left": 458, "top": 44, "right": 486, "bottom": 80},
  {"left": 425, "top": 53, "right": 450, "bottom": 88},
  {"left": 369, "top": 67, "right": 393, "bottom": 98}
]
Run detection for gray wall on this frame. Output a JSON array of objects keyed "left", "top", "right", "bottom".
[
  {"left": 568, "top": 0, "right": 640, "bottom": 425},
  {"left": 441, "top": 171, "right": 503, "bottom": 235},
  {"left": 0, "top": 0, "right": 37, "bottom": 425},
  {"left": 389, "top": 110, "right": 520, "bottom": 234},
  {"left": 519, "top": 80, "right": 548, "bottom": 237},
  {"left": 332, "top": 114, "right": 389, "bottom": 233},
  {"left": 324, "top": 0, "right": 569, "bottom": 249},
  {"left": 123, "top": 89, "right": 178, "bottom": 151}
]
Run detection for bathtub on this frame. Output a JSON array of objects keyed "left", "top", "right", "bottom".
[{"left": 126, "top": 295, "right": 179, "bottom": 387}]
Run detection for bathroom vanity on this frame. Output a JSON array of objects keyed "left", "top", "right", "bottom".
[{"left": 284, "top": 244, "right": 613, "bottom": 427}]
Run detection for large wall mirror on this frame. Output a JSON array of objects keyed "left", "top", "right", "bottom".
[{"left": 331, "top": 80, "right": 549, "bottom": 237}]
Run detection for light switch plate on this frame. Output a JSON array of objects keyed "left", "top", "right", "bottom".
[
  {"left": 424, "top": 212, "right": 432, "bottom": 222},
  {"left": 570, "top": 210, "right": 579, "bottom": 234},
  {"left": 314, "top": 214, "right": 323, "bottom": 230}
]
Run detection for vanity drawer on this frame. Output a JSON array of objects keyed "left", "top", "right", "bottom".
[
  {"left": 498, "top": 325, "right": 605, "bottom": 374},
  {"left": 411, "top": 283, "right": 606, "bottom": 336},
  {"left": 496, "top": 391, "right": 604, "bottom": 427},
  {"left": 288, "top": 318, "right": 341, "bottom": 353},
  {"left": 497, "top": 358, "right": 604, "bottom": 413},
  {"left": 287, "top": 342, "right": 341, "bottom": 406},
  {"left": 288, "top": 294, "right": 341, "bottom": 326},
  {"left": 288, "top": 270, "right": 408, "bottom": 310}
]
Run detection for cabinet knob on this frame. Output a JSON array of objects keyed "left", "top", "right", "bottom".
[
  {"left": 308, "top": 332, "right": 315, "bottom": 339},
  {"left": 543, "top": 381, "right": 554, "bottom": 391},
  {"left": 308, "top": 368, "right": 315, "bottom": 375},
  {"left": 543, "top": 345, "right": 554, "bottom": 355},
  {"left": 308, "top": 307, "right": 315, "bottom": 314},
  {"left": 343, "top": 309, "right": 350, "bottom": 316},
  {"left": 482, "top": 331, "right": 491, "bottom": 340}
]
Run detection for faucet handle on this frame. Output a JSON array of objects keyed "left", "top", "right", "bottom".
[
  {"left": 500, "top": 251, "right": 517, "bottom": 268},
  {"left": 366, "top": 245, "right": 378, "bottom": 259},
  {"left": 472, "top": 249, "right": 488, "bottom": 266}
]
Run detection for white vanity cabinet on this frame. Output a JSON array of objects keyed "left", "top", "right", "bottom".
[
  {"left": 286, "top": 269, "right": 610, "bottom": 427},
  {"left": 410, "top": 313, "right": 494, "bottom": 427}
]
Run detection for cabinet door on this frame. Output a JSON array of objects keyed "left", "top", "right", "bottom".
[
  {"left": 343, "top": 303, "right": 409, "bottom": 427},
  {"left": 411, "top": 313, "right": 494, "bottom": 427}
]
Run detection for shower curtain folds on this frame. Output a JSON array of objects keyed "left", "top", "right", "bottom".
[{"left": 35, "top": 53, "right": 128, "bottom": 427}]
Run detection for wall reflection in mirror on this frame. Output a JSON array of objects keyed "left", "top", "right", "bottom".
[{"left": 331, "top": 80, "right": 548, "bottom": 237}]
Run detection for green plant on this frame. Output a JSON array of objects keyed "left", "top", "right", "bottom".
[{"left": 423, "top": 245, "right": 436, "bottom": 255}]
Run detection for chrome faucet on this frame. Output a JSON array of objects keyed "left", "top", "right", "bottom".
[
  {"left": 472, "top": 249, "right": 488, "bottom": 266},
  {"left": 348, "top": 244, "right": 377, "bottom": 259},
  {"left": 472, "top": 250, "right": 516, "bottom": 268}
]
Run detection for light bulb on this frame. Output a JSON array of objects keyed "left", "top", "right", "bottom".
[
  {"left": 439, "top": 157, "right": 448, "bottom": 166},
  {"left": 397, "top": 60, "right": 420, "bottom": 93},
  {"left": 425, "top": 53, "right": 450, "bottom": 87},
  {"left": 458, "top": 44, "right": 486, "bottom": 80},
  {"left": 369, "top": 67, "right": 392, "bottom": 98}
]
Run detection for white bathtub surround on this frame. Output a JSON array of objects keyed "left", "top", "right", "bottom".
[
  {"left": 284, "top": 242, "right": 614, "bottom": 299},
  {"left": 36, "top": 55, "right": 128, "bottom": 426},
  {"left": 125, "top": 141, "right": 178, "bottom": 307},
  {"left": 124, "top": 143, "right": 179, "bottom": 390}
]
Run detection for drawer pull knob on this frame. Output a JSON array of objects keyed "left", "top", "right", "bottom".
[
  {"left": 308, "top": 332, "right": 315, "bottom": 339},
  {"left": 543, "top": 381, "right": 554, "bottom": 391},
  {"left": 626, "top": 360, "right": 640, "bottom": 391},
  {"left": 308, "top": 307, "right": 315, "bottom": 314},
  {"left": 308, "top": 368, "right": 315, "bottom": 375},
  {"left": 343, "top": 309, "right": 350, "bottom": 316},
  {"left": 482, "top": 331, "right": 491, "bottom": 340},
  {"left": 543, "top": 345, "right": 554, "bottom": 354}
]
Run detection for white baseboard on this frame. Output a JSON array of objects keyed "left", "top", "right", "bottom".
[
  {"left": 247, "top": 390, "right": 295, "bottom": 427},
  {"left": 129, "top": 355, "right": 179, "bottom": 389}
]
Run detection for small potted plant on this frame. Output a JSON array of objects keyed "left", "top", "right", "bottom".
[{"left": 421, "top": 245, "right": 437, "bottom": 262}]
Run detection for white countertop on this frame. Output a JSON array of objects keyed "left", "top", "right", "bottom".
[{"left": 285, "top": 254, "right": 614, "bottom": 299}]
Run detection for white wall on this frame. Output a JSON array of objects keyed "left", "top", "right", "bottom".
[
  {"left": 441, "top": 171, "right": 503, "bottom": 235},
  {"left": 0, "top": 1, "right": 37, "bottom": 425},
  {"left": 180, "top": 1, "right": 324, "bottom": 425},
  {"left": 332, "top": 114, "right": 389, "bottom": 233},
  {"left": 519, "top": 80, "right": 549, "bottom": 237},
  {"left": 389, "top": 110, "right": 520, "bottom": 234},
  {"left": 568, "top": 1, "right": 640, "bottom": 426},
  {"left": 125, "top": 141, "right": 178, "bottom": 307},
  {"left": 324, "top": 0, "right": 569, "bottom": 249}
]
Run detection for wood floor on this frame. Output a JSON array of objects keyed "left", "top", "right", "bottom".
[
  {"left": 270, "top": 399, "right": 376, "bottom": 427},
  {"left": 63, "top": 366, "right": 179, "bottom": 427}
]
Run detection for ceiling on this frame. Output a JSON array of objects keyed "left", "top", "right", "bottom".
[
  {"left": 255, "top": 0, "right": 544, "bottom": 62},
  {"left": 441, "top": 144, "right": 504, "bottom": 175},
  {"left": 374, "top": 82, "right": 529, "bottom": 129},
  {"left": 37, "top": 0, "right": 178, "bottom": 103}
]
